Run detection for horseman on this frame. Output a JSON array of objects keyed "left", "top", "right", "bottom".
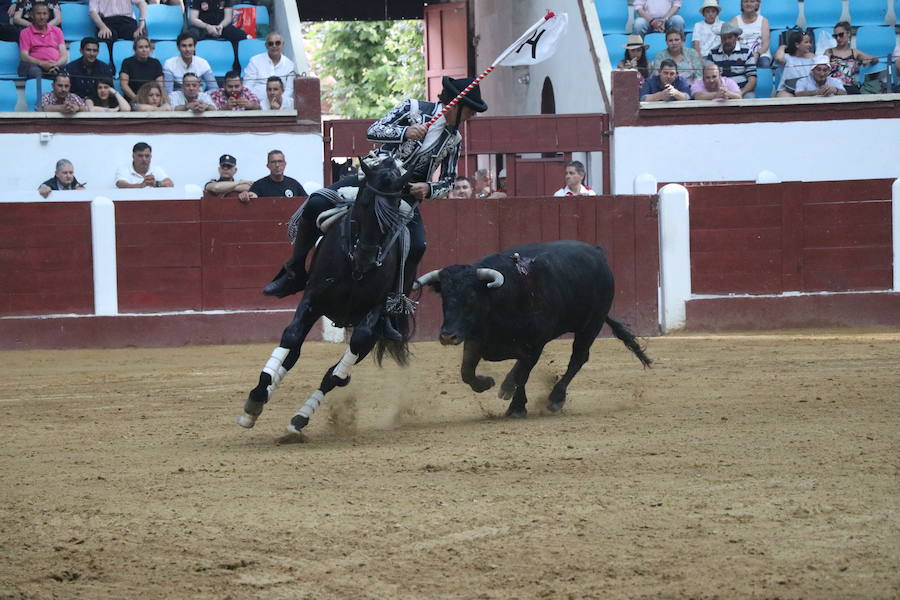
[{"left": 261, "top": 77, "right": 488, "bottom": 338}]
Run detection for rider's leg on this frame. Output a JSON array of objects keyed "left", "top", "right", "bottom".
[
  {"left": 262, "top": 190, "right": 340, "bottom": 298},
  {"left": 378, "top": 209, "right": 425, "bottom": 341}
]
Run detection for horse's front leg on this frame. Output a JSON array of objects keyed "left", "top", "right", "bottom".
[
  {"left": 287, "top": 306, "right": 381, "bottom": 433},
  {"left": 238, "top": 297, "right": 321, "bottom": 429}
]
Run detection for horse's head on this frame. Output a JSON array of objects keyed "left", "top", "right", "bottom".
[{"left": 351, "top": 155, "right": 413, "bottom": 278}]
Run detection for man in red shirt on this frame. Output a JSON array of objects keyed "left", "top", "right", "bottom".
[{"left": 17, "top": 2, "right": 67, "bottom": 98}]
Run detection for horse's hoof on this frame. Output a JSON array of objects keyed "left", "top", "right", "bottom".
[
  {"left": 547, "top": 402, "right": 565, "bottom": 413},
  {"left": 287, "top": 414, "right": 309, "bottom": 433},
  {"left": 470, "top": 376, "right": 494, "bottom": 393},
  {"left": 498, "top": 383, "right": 516, "bottom": 400},
  {"left": 237, "top": 413, "right": 258, "bottom": 428},
  {"left": 504, "top": 407, "right": 527, "bottom": 419}
]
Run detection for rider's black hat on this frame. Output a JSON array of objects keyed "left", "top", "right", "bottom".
[{"left": 441, "top": 77, "right": 488, "bottom": 113}]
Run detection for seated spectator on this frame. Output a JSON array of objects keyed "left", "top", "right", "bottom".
[
  {"left": 85, "top": 77, "right": 131, "bottom": 111},
  {"left": 773, "top": 29, "right": 814, "bottom": 98},
  {"left": 205, "top": 153, "right": 255, "bottom": 199},
  {"left": 39, "top": 72, "right": 85, "bottom": 113},
  {"left": 260, "top": 75, "right": 293, "bottom": 110},
  {"left": 169, "top": 71, "right": 214, "bottom": 112},
  {"left": 553, "top": 160, "right": 596, "bottom": 196},
  {"left": 474, "top": 168, "right": 505, "bottom": 199},
  {"left": 706, "top": 22, "right": 757, "bottom": 98},
  {"left": 187, "top": 0, "right": 244, "bottom": 71},
  {"left": 0, "top": 0, "right": 18, "bottom": 42},
  {"left": 12, "top": 0, "right": 60, "bottom": 28},
  {"left": 244, "top": 31, "right": 296, "bottom": 101},
  {"left": 120, "top": 36, "right": 163, "bottom": 103},
  {"left": 163, "top": 31, "right": 217, "bottom": 93},
  {"left": 132, "top": 80, "right": 173, "bottom": 111},
  {"left": 65, "top": 37, "right": 113, "bottom": 99},
  {"left": 450, "top": 175, "right": 474, "bottom": 199},
  {"left": 692, "top": 0, "right": 723, "bottom": 59},
  {"left": 633, "top": 0, "right": 685, "bottom": 36},
  {"left": 209, "top": 70, "right": 260, "bottom": 110},
  {"left": 17, "top": 2, "right": 66, "bottom": 98},
  {"left": 38, "top": 158, "right": 85, "bottom": 198},
  {"left": 616, "top": 35, "right": 650, "bottom": 86},
  {"left": 115, "top": 141, "right": 173, "bottom": 188},
  {"left": 794, "top": 56, "right": 846, "bottom": 97},
  {"left": 639, "top": 58, "right": 690, "bottom": 101},
  {"left": 825, "top": 22, "right": 880, "bottom": 95},
  {"left": 651, "top": 28, "right": 702, "bottom": 83},
  {"left": 730, "top": 0, "right": 771, "bottom": 68},
  {"left": 691, "top": 61, "right": 742, "bottom": 100},
  {"left": 148, "top": 0, "right": 183, "bottom": 8},
  {"left": 894, "top": 45, "right": 900, "bottom": 93},
  {"left": 239, "top": 150, "right": 306, "bottom": 202},
  {"left": 88, "top": 0, "right": 147, "bottom": 44}
]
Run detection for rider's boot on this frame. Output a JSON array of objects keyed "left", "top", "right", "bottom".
[
  {"left": 262, "top": 218, "right": 319, "bottom": 298},
  {"left": 377, "top": 314, "right": 403, "bottom": 342}
]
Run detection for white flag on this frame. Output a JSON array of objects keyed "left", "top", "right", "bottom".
[{"left": 496, "top": 13, "right": 568, "bottom": 67}]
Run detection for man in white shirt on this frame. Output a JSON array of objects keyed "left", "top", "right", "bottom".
[
  {"left": 259, "top": 75, "right": 294, "bottom": 110},
  {"left": 163, "top": 31, "right": 218, "bottom": 93},
  {"left": 115, "top": 142, "right": 174, "bottom": 188},
  {"left": 243, "top": 31, "right": 295, "bottom": 101},
  {"left": 553, "top": 160, "right": 596, "bottom": 196},
  {"left": 169, "top": 72, "right": 216, "bottom": 112}
]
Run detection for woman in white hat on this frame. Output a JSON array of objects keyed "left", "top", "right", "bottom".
[
  {"left": 693, "top": 0, "right": 724, "bottom": 59},
  {"left": 616, "top": 34, "right": 651, "bottom": 85}
]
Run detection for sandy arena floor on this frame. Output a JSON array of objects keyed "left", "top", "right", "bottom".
[{"left": 1, "top": 330, "right": 898, "bottom": 599}]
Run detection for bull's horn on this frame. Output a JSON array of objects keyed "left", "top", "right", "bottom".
[
  {"left": 412, "top": 269, "right": 441, "bottom": 290},
  {"left": 476, "top": 268, "right": 504, "bottom": 289}
]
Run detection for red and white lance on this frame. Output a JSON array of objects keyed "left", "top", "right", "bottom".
[{"left": 424, "top": 10, "right": 569, "bottom": 128}]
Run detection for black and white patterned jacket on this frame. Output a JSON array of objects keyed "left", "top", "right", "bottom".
[{"left": 367, "top": 99, "right": 461, "bottom": 200}]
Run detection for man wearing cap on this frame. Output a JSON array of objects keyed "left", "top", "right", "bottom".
[
  {"left": 261, "top": 76, "right": 488, "bottom": 337},
  {"left": 794, "top": 57, "right": 846, "bottom": 97},
  {"left": 633, "top": 0, "right": 685, "bottom": 36},
  {"left": 205, "top": 154, "right": 256, "bottom": 198},
  {"left": 706, "top": 21, "right": 757, "bottom": 98}
]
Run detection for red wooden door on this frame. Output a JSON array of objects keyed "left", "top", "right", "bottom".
[{"left": 424, "top": 2, "right": 468, "bottom": 102}]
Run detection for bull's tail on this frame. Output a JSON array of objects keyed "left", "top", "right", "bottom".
[{"left": 605, "top": 317, "right": 653, "bottom": 368}]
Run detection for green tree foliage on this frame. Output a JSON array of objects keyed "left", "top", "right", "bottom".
[{"left": 306, "top": 20, "right": 425, "bottom": 119}]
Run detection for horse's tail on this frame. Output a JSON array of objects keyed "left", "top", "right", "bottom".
[
  {"left": 605, "top": 316, "right": 653, "bottom": 368},
  {"left": 375, "top": 311, "right": 413, "bottom": 367}
]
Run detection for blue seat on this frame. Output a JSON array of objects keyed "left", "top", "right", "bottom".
[
  {"left": 848, "top": 0, "right": 889, "bottom": 25},
  {"left": 152, "top": 40, "right": 179, "bottom": 65},
  {"left": 754, "top": 66, "right": 774, "bottom": 98},
  {"left": 644, "top": 32, "right": 668, "bottom": 62},
  {"left": 768, "top": 28, "right": 783, "bottom": 54},
  {"left": 66, "top": 42, "right": 81, "bottom": 64},
  {"left": 25, "top": 77, "right": 47, "bottom": 111},
  {"left": 717, "top": 0, "right": 742, "bottom": 21},
  {"left": 146, "top": 4, "right": 185, "bottom": 40},
  {"left": 680, "top": 0, "right": 706, "bottom": 32},
  {"left": 60, "top": 3, "right": 95, "bottom": 42},
  {"left": 603, "top": 34, "right": 630, "bottom": 65},
  {"left": 854, "top": 25, "right": 897, "bottom": 58},
  {"left": 803, "top": 2, "right": 844, "bottom": 28},
  {"left": 111, "top": 39, "right": 134, "bottom": 72},
  {"left": 196, "top": 39, "right": 235, "bottom": 77},
  {"left": 765, "top": 1, "right": 799, "bottom": 30},
  {"left": 0, "top": 41, "right": 19, "bottom": 77},
  {"left": 594, "top": 0, "right": 630, "bottom": 34},
  {"left": 0, "top": 79, "right": 19, "bottom": 111},
  {"left": 237, "top": 38, "right": 266, "bottom": 68}
]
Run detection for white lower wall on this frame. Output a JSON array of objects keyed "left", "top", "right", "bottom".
[
  {"left": 0, "top": 131, "right": 323, "bottom": 201},
  {"left": 612, "top": 118, "right": 900, "bottom": 194}
]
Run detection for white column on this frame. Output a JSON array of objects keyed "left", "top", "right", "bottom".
[
  {"left": 90, "top": 196, "right": 118, "bottom": 316},
  {"left": 658, "top": 184, "right": 691, "bottom": 333},
  {"left": 893, "top": 179, "right": 899, "bottom": 292},
  {"left": 633, "top": 173, "right": 657, "bottom": 195},
  {"left": 756, "top": 170, "right": 781, "bottom": 184}
]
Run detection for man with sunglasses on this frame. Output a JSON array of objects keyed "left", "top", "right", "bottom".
[
  {"left": 244, "top": 31, "right": 295, "bottom": 103},
  {"left": 795, "top": 55, "right": 846, "bottom": 97}
]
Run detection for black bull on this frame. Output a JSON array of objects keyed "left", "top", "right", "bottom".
[{"left": 413, "top": 240, "right": 652, "bottom": 417}]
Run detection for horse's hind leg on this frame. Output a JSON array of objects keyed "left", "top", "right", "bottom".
[
  {"left": 238, "top": 299, "right": 321, "bottom": 429},
  {"left": 287, "top": 306, "right": 381, "bottom": 433}
]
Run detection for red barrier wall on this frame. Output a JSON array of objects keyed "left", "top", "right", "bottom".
[
  {"left": 689, "top": 179, "right": 894, "bottom": 295},
  {"left": 0, "top": 202, "right": 94, "bottom": 316}
]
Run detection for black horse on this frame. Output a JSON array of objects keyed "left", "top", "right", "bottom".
[{"left": 238, "top": 155, "right": 415, "bottom": 433}]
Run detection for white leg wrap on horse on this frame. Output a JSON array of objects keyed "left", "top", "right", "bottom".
[
  {"left": 332, "top": 348, "right": 358, "bottom": 380},
  {"left": 297, "top": 390, "right": 325, "bottom": 419},
  {"left": 263, "top": 347, "right": 290, "bottom": 387}
]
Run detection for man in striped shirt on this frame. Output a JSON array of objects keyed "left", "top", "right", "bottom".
[{"left": 705, "top": 22, "right": 757, "bottom": 98}]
